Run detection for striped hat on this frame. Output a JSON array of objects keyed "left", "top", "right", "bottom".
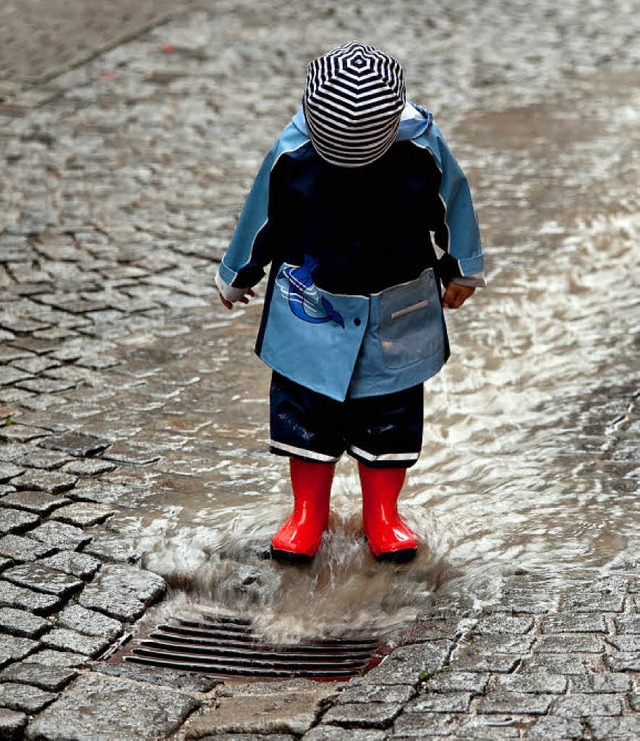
[{"left": 303, "top": 41, "right": 406, "bottom": 168}]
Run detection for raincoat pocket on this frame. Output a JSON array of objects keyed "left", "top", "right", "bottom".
[{"left": 378, "top": 269, "right": 444, "bottom": 369}]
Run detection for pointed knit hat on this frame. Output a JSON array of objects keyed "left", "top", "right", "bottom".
[{"left": 303, "top": 41, "right": 406, "bottom": 168}]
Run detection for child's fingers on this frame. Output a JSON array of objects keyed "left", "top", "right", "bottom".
[{"left": 219, "top": 293, "right": 234, "bottom": 310}]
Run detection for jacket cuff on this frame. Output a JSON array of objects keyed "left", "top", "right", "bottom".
[{"left": 451, "top": 272, "right": 487, "bottom": 288}]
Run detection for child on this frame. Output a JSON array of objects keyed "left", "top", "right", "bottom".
[{"left": 215, "top": 42, "right": 485, "bottom": 564}]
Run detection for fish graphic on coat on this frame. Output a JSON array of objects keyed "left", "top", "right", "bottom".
[{"left": 276, "top": 255, "right": 345, "bottom": 328}]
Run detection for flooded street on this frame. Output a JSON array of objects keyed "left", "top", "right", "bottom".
[
  {"left": 2, "top": 0, "right": 638, "bottom": 648},
  {"left": 112, "top": 71, "right": 639, "bottom": 642}
]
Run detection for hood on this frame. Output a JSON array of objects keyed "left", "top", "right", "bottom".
[{"left": 291, "top": 100, "right": 432, "bottom": 144}]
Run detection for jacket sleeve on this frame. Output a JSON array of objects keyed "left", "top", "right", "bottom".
[
  {"left": 421, "top": 123, "right": 486, "bottom": 287},
  {"left": 217, "top": 122, "right": 310, "bottom": 290},
  {"left": 216, "top": 141, "right": 280, "bottom": 290}
]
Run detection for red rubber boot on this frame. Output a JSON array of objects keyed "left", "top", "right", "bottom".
[
  {"left": 270, "top": 458, "right": 335, "bottom": 563},
  {"left": 359, "top": 462, "right": 418, "bottom": 562}
]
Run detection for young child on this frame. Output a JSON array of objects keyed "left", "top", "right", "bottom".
[{"left": 215, "top": 42, "right": 485, "bottom": 564}]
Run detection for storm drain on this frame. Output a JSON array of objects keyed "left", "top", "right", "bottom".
[{"left": 120, "top": 614, "right": 383, "bottom": 680}]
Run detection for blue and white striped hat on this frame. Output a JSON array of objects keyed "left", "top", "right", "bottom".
[{"left": 303, "top": 41, "right": 406, "bottom": 168}]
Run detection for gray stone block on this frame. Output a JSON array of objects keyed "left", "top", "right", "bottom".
[
  {"left": 528, "top": 717, "right": 584, "bottom": 740},
  {"left": 477, "top": 691, "right": 554, "bottom": 715},
  {"left": 39, "top": 550, "right": 101, "bottom": 580},
  {"left": 0, "top": 490, "right": 70, "bottom": 515},
  {"left": 25, "top": 673, "right": 197, "bottom": 740},
  {"left": 552, "top": 693, "right": 623, "bottom": 717},
  {"left": 82, "top": 534, "right": 140, "bottom": 564},
  {"left": 589, "top": 716, "right": 640, "bottom": 740},
  {"left": 0, "top": 580, "right": 61, "bottom": 615},
  {"left": 337, "top": 683, "right": 415, "bottom": 705},
  {"left": 404, "top": 619, "right": 464, "bottom": 642},
  {"left": 0, "top": 662, "right": 78, "bottom": 691},
  {"left": 11, "top": 469, "right": 77, "bottom": 494},
  {"left": 305, "top": 729, "right": 386, "bottom": 741},
  {"left": 606, "top": 634, "right": 640, "bottom": 651},
  {"left": 0, "top": 508, "right": 39, "bottom": 536},
  {"left": 534, "top": 633, "right": 604, "bottom": 653},
  {"left": 42, "top": 628, "right": 111, "bottom": 657},
  {"left": 448, "top": 653, "right": 519, "bottom": 673},
  {"left": 50, "top": 502, "right": 115, "bottom": 527},
  {"left": 322, "top": 702, "right": 403, "bottom": 729},
  {"left": 473, "top": 615, "right": 534, "bottom": 635},
  {"left": 494, "top": 672, "right": 568, "bottom": 694},
  {"left": 614, "top": 615, "right": 640, "bottom": 633},
  {"left": 521, "top": 652, "right": 605, "bottom": 675},
  {"left": 404, "top": 692, "right": 472, "bottom": 713},
  {"left": 364, "top": 642, "right": 451, "bottom": 686},
  {"left": 0, "top": 464, "right": 23, "bottom": 484},
  {"left": 0, "top": 534, "right": 53, "bottom": 562},
  {"left": 27, "top": 649, "right": 89, "bottom": 668},
  {"left": 426, "top": 671, "right": 490, "bottom": 694},
  {"left": 61, "top": 459, "right": 117, "bottom": 477},
  {"left": 1, "top": 562, "right": 83, "bottom": 597},
  {"left": 91, "top": 661, "right": 220, "bottom": 693},
  {"left": 184, "top": 688, "right": 328, "bottom": 737},
  {"left": 0, "top": 634, "right": 39, "bottom": 669},
  {"left": 0, "top": 606, "right": 50, "bottom": 638},
  {"left": 0, "top": 682, "right": 57, "bottom": 713},
  {"left": 561, "top": 591, "right": 625, "bottom": 613},
  {"left": 454, "top": 714, "right": 527, "bottom": 737},
  {"left": 27, "top": 521, "right": 91, "bottom": 550},
  {"left": 460, "top": 633, "right": 535, "bottom": 655},
  {"left": 541, "top": 613, "right": 607, "bottom": 633},
  {"left": 604, "top": 652, "right": 640, "bottom": 671},
  {"left": 392, "top": 711, "right": 461, "bottom": 737},
  {"left": 56, "top": 604, "right": 122, "bottom": 640},
  {"left": 79, "top": 564, "right": 165, "bottom": 622},
  {"left": 626, "top": 691, "right": 640, "bottom": 712},
  {"left": 571, "top": 673, "right": 632, "bottom": 693},
  {"left": 0, "top": 707, "right": 27, "bottom": 741}
]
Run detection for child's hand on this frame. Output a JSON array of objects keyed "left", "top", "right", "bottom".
[
  {"left": 442, "top": 282, "right": 475, "bottom": 309},
  {"left": 219, "top": 288, "right": 255, "bottom": 310}
]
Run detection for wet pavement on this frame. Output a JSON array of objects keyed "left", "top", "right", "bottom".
[{"left": 1, "top": 0, "right": 639, "bottom": 738}]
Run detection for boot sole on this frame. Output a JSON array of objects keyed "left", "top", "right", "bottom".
[
  {"left": 376, "top": 547, "right": 417, "bottom": 564},
  {"left": 270, "top": 546, "right": 314, "bottom": 564}
]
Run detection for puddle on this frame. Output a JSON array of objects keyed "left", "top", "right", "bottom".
[{"left": 79, "top": 70, "right": 640, "bottom": 645}]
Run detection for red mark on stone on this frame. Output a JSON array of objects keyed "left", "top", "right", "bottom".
[
  {"left": 101, "top": 71, "right": 115, "bottom": 80},
  {"left": 162, "top": 44, "right": 175, "bottom": 53}
]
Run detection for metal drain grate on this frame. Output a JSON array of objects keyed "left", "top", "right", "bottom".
[{"left": 120, "top": 614, "right": 383, "bottom": 680}]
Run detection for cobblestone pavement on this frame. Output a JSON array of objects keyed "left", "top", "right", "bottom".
[{"left": 1, "top": 1, "right": 639, "bottom": 739}]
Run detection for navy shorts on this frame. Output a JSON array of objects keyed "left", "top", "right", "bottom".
[{"left": 269, "top": 372, "right": 424, "bottom": 468}]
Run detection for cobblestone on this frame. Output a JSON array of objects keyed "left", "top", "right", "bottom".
[
  {"left": 56, "top": 604, "right": 122, "bottom": 640},
  {"left": 12, "top": 469, "right": 77, "bottom": 494},
  {"left": 38, "top": 550, "right": 101, "bottom": 580},
  {"left": 0, "top": 634, "right": 38, "bottom": 669},
  {"left": 0, "top": 508, "right": 39, "bottom": 535},
  {"left": 41, "top": 627, "right": 111, "bottom": 657},
  {"left": 0, "top": 662, "right": 78, "bottom": 692},
  {"left": 26, "top": 673, "right": 198, "bottom": 740},
  {"left": 27, "top": 521, "right": 91, "bottom": 550},
  {"left": 0, "top": 682, "right": 57, "bottom": 713},
  {"left": 0, "top": 490, "right": 70, "bottom": 515},
  {"left": 0, "top": 580, "right": 62, "bottom": 615},
  {"left": 78, "top": 564, "right": 166, "bottom": 621},
  {"left": 1, "top": 562, "right": 83, "bottom": 597},
  {"left": 49, "top": 502, "right": 115, "bottom": 527},
  {"left": 0, "top": 607, "right": 50, "bottom": 639},
  {"left": 0, "top": 708, "right": 27, "bottom": 741}
]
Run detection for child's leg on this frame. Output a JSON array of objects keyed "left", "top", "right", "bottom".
[
  {"left": 346, "top": 383, "right": 423, "bottom": 562},
  {"left": 271, "top": 457, "right": 335, "bottom": 563},
  {"left": 358, "top": 462, "right": 418, "bottom": 562},
  {"left": 268, "top": 372, "right": 345, "bottom": 562}
]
